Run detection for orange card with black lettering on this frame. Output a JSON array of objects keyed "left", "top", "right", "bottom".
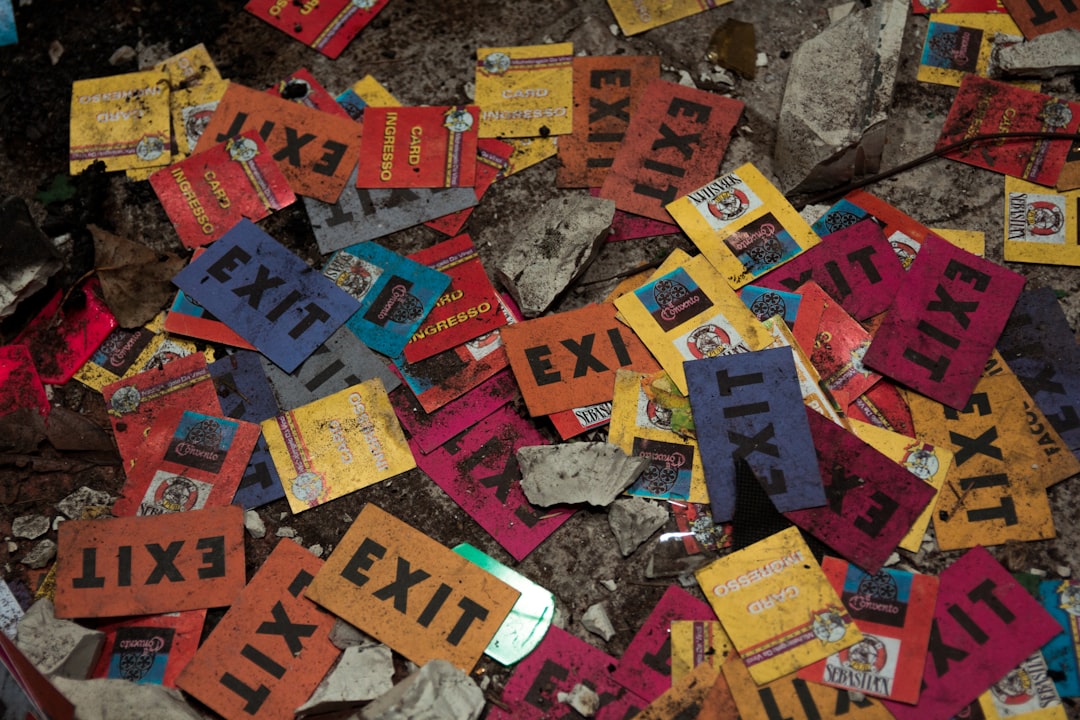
[
  {"left": 176, "top": 540, "right": 339, "bottom": 720},
  {"left": 195, "top": 83, "right": 361, "bottom": 203},
  {"left": 356, "top": 106, "right": 479, "bottom": 189},
  {"left": 150, "top": 130, "right": 295, "bottom": 249},
  {"left": 306, "top": 503, "right": 520, "bottom": 671},
  {"left": 54, "top": 505, "right": 245, "bottom": 619},
  {"left": 501, "top": 302, "right": 661, "bottom": 417},
  {"left": 556, "top": 55, "right": 660, "bottom": 188},
  {"left": 1000, "top": 0, "right": 1080, "bottom": 38}
]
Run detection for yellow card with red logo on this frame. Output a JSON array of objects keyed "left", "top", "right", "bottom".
[
  {"left": 261, "top": 379, "right": 415, "bottom": 514},
  {"left": 475, "top": 43, "right": 573, "bottom": 138},
  {"left": 607, "top": 0, "right": 732, "bottom": 35},
  {"left": 70, "top": 69, "right": 171, "bottom": 174},
  {"left": 1004, "top": 177, "right": 1080, "bottom": 266},
  {"left": 356, "top": 106, "right": 479, "bottom": 189},
  {"left": 695, "top": 526, "right": 862, "bottom": 684}
]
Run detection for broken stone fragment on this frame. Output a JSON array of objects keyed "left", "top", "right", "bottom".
[
  {"left": 490, "top": 194, "right": 615, "bottom": 318},
  {"left": 0, "top": 196, "right": 63, "bottom": 321},
  {"left": 518, "top": 442, "right": 648, "bottom": 507},
  {"left": 296, "top": 644, "right": 395, "bottom": 716},
  {"left": 558, "top": 683, "right": 600, "bottom": 717},
  {"left": 20, "top": 539, "right": 56, "bottom": 568},
  {"left": 57, "top": 486, "right": 114, "bottom": 520},
  {"left": 774, "top": 0, "right": 907, "bottom": 195},
  {"left": 51, "top": 677, "right": 203, "bottom": 720},
  {"left": 581, "top": 602, "right": 616, "bottom": 642},
  {"left": 361, "top": 659, "right": 485, "bottom": 720},
  {"left": 991, "top": 28, "right": 1080, "bottom": 80},
  {"left": 243, "top": 509, "right": 266, "bottom": 539},
  {"left": 12, "top": 514, "right": 50, "bottom": 540},
  {"left": 16, "top": 599, "right": 104, "bottom": 679},
  {"left": 329, "top": 618, "right": 380, "bottom": 650},
  {"left": 608, "top": 498, "right": 669, "bottom": 557}
]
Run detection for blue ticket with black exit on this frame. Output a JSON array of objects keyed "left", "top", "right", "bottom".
[
  {"left": 322, "top": 241, "right": 451, "bottom": 358},
  {"left": 173, "top": 220, "right": 359, "bottom": 373}
]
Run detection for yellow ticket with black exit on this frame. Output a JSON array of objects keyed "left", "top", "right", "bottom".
[
  {"left": 262, "top": 379, "right": 415, "bottom": 514},
  {"left": 475, "top": 43, "right": 573, "bottom": 138},
  {"left": 666, "top": 163, "right": 820, "bottom": 289},
  {"left": 70, "top": 69, "right": 171, "bottom": 174},
  {"left": 1004, "top": 177, "right": 1080, "bottom": 266}
]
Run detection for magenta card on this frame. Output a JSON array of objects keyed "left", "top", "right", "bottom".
[
  {"left": 589, "top": 188, "right": 679, "bottom": 242},
  {"left": 611, "top": 585, "right": 717, "bottom": 703},
  {"left": 390, "top": 368, "right": 518, "bottom": 454},
  {"left": 756, "top": 218, "right": 904, "bottom": 321},
  {"left": 0, "top": 345, "right": 49, "bottom": 418},
  {"left": 411, "top": 404, "right": 575, "bottom": 561},
  {"left": 784, "top": 410, "right": 936, "bottom": 574},
  {"left": 489, "top": 626, "right": 646, "bottom": 720},
  {"left": 863, "top": 234, "right": 1025, "bottom": 409},
  {"left": 884, "top": 546, "right": 1061, "bottom": 720}
]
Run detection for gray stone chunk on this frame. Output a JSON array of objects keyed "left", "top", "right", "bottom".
[
  {"left": 243, "top": 509, "right": 266, "bottom": 539},
  {"left": 774, "top": 0, "right": 907, "bottom": 194},
  {"left": 517, "top": 442, "right": 648, "bottom": 507},
  {"left": 581, "top": 602, "right": 615, "bottom": 642},
  {"left": 15, "top": 599, "right": 104, "bottom": 679},
  {"left": 490, "top": 194, "right": 614, "bottom": 318},
  {"left": 56, "top": 486, "right": 114, "bottom": 520},
  {"left": 329, "top": 618, "right": 380, "bottom": 650},
  {"left": 558, "top": 683, "right": 600, "bottom": 717},
  {"left": 361, "top": 659, "right": 485, "bottom": 720},
  {"left": 51, "top": 677, "right": 203, "bottom": 720},
  {"left": 297, "top": 644, "right": 396, "bottom": 716},
  {"left": 12, "top": 514, "right": 50, "bottom": 540},
  {"left": 608, "top": 498, "right": 669, "bottom": 557},
  {"left": 20, "top": 539, "right": 56, "bottom": 569},
  {"left": 991, "top": 29, "right": 1080, "bottom": 80}
]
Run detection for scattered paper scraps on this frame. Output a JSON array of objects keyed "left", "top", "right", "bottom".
[
  {"left": 760, "top": 315, "right": 847, "bottom": 427},
  {"left": 882, "top": 546, "right": 1061, "bottom": 720},
  {"left": 89, "top": 610, "right": 206, "bottom": 687},
  {"left": 592, "top": 188, "right": 681, "bottom": 242},
  {"left": 164, "top": 247, "right": 257, "bottom": 350},
  {"left": 75, "top": 313, "right": 210, "bottom": 392},
  {"left": 600, "top": 79, "right": 744, "bottom": 223},
  {"left": 54, "top": 505, "right": 245, "bottom": 619},
  {"left": 696, "top": 526, "right": 862, "bottom": 684},
  {"left": 757, "top": 218, "right": 903, "bottom": 322},
  {"left": 322, "top": 240, "right": 450, "bottom": 359},
  {"left": 609, "top": 369, "right": 708, "bottom": 503},
  {"left": 102, "top": 352, "right": 221, "bottom": 471},
  {"left": 356, "top": 106, "right": 479, "bottom": 189},
  {"left": 999, "top": 0, "right": 1080, "bottom": 38},
  {"left": 306, "top": 503, "right": 521, "bottom": 671},
  {"left": 176, "top": 539, "right": 339, "bottom": 720},
  {"left": 338, "top": 74, "right": 399, "bottom": 118},
  {"left": 487, "top": 625, "right": 646, "bottom": 719},
  {"left": 848, "top": 377, "right": 917, "bottom": 438},
  {"left": 847, "top": 419, "right": 953, "bottom": 553},
  {"left": 740, "top": 284, "right": 801, "bottom": 325},
  {"left": 267, "top": 67, "right": 350, "bottom": 118},
  {"left": 1038, "top": 578, "right": 1080, "bottom": 698},
  {"left": 556, "top": 55, "right": 661, "bottom": 188},
  {"left": 912, "top": 0, "right": 1006, "bottom": 12},
  {"left": 150, "top": 130, "right": 295, "bottom": 249},
  {"left": 667, "top": 163, "right": 820, "bottom": 288},
  {"left": 687, "top": 346, "right": 827, "bottom": 523},
  {"left": 112, "top": 410, "right": 260, "bottom": 517},
  {"left": 157, "top": 43, "right": 222, "bottom": 91},
  {"left": 670, "top": 620, "right": 733, "bottom": 682},
  {"left": 91, "top": 224, "right": 187, "bottom": 329},
  {"left": 194, "top": 83, "right": 361, "bottom": 202},
  {"left": 548, "top": 399, "right": 614, "bottom": 441},
  {"left": 390, "top": 368, "right": 518, "bottom": 455},
  {"left": 607, "top": 0, "right": 733, "bottom": 35},
  {"left": 918, "top": 12, "right": 1033, "bottom": 87},
  {"left": 243, "top": 0, "right": 389, "bottom": 59},
  {"left": 937, "top": 75, "right": 1080, "bottom": 187},
  {"left": 475, "top": 43, "right": 574, "bottom": 138},
  {"left": 262, "top": 378, "right": 414, "bottom": 514},
  {"left": 169, "top": 79, "right": 228, "bottom": 161},
  {"left": 863, "top": 232, "right": 1026, "bottom": 410},
  {"left": 70, "top": 69, "right": 171, "bottom": 174},
  {"left": 0, "top": 630, "right": 75, "bottom": 720},
  {"left": 0, "top": 345, "right": 49, "bottom": 419},
  {"left": 972, "top": 650, "right": 1068, "bottom": 719},
  {"left": 798, "top": 557, "right": 939, "bottom": 704},
  {"left": 503, "top": 136, "right": 559, "bottom": 175},
  {"left": 413, "top": 404, "right": 573, "bottom": 561},
  {"left": 173, "top": 220, "right": 358, "bottom": 373},
  {"left": 785, "top": 411, "right": 937, "bottom": 575},
  {"left": 933, "top": 226, "right": 986, "bottom": 255},
  {"left": 632, "top": 661, "right": 721, "bottom": 720},
  {"left": 502, "top": 302, "right": 660, "bottom": 417},
  {"left": 403, "top": 234, "right": 506, "bottom": 363},
  {"left": 614, "top": 253, "right": 772, "bottom": 395},
  {"left": 611, "top": 586, "right": 716, "bottom": 704},
  {"left": 425, "top": 137, "right": 514, "bottom": 236},
  {"left": 1004, "top": 176, "right": 1080, "bottom": 265},
  {"left": 671, "top": 502, "right": 732, "bottom": 554}
]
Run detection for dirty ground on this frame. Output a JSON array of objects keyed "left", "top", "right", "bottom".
[{"left": 2, "top": 0, "right": 1080, "bottom": 717}]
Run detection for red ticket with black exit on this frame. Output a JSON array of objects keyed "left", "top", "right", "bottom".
[{"left": 357, "top": 106, "right": 479, "bottom": 189}]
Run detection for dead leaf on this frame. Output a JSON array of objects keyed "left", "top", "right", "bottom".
[{"left": 90, "top": 225, "right": 186, "bottom": 327}]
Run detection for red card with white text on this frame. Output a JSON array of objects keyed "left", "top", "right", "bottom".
[{"left": 357, "top": 106, "right": 479, "bottom": 189}]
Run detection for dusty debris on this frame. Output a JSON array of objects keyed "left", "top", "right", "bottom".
[
  {"left": 490, "top": 194, "right": 615, "bottom": 318},
  {"left": 557, "top": 683, "right": 600, "bottom": 716},
  {"left": 15, "top": 598, "right": 104, "bottom": 679},
  {"left": 51, "top": 676, "right": 203, "bottom": 720},
  {"left": 517, "top": 442, "right": 648, "bottom": 507},
  {"left": 990, "top": 28, "right": 1080, "bottom": 80},
  {"left": 297, "top": 644, "right": 396, "bottom": 716},
  {"left": 361, "top": 659, "right": 485, "bottom": 720},
  {"left": 608, "top": 497, "right": 668, "bottom": 556},
  {"left": 580, "top": 602, "right": 616, "bottom": 642},
  {"left": 0, "top": 196, "right": 62, "bottom": 320},
  {"left": 243, "top": 508, "right": 266, "bottom": 538},
  {"left": 11, "top": 514, "right": 49, "bottom": 540},
  {"left": 108, "top": 45, "right": 136, "bottom": 65},
  {"left": 774, "top": 0, "right": 906, "bottom": 194},
  {"left": 600, "top": 579, "right": 617, "bottom": 591},
  {"left": 19, "top": 539, "right": 56, "bottom": 568}
]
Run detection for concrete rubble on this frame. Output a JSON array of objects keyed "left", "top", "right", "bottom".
[
  {"left": 15, "top": 599, "right": 104, "bottom": 679},
  {"left": 19, "top": 538, "right": 56, "bottom": 568},
  {"left": 991, "top": 28, "right": 1080, "bottom": 80},
  {"left": 56, "top": 486, "right": 113, "bottom": 520},
  {"left": 329, "top": 619, "right": 380, "bottom": 650},
  {"left": 490, "top": 194, "right": 615, "bottom": 318},
  {"left": 608, "top": 497, "right": 669, "bottom": 556},
  {"left": 243, "top": 508, "right": 266, "bottom": 538},
  {"left": 11, "top": 514, "right": 50, "bottom": 540},
  {"left": 581, "top": 601, "right": 616, "bottom": 642},
  {"left": 558, "top": 683, "right": 600, "bottom": 717},
  {"left": 296, "top": 644, "right": 396, "bottom": 716},
  {"left": 774, "top": 0, "right": 907, "bottom": 194},
  {"left": 360, "top": 659, "right": 485, "bottom": 720},
  {"left": 50, "top": 677, "right": 203, "bottom": 720},
  {"left": 517, "top": 441, "right": 649, "bottom": 507}
]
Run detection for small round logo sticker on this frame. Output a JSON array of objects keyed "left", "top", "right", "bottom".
[
  {"left": 227, "top": 136, "right": 259, "bottom": 163},
  {"left": 482, "top": 52, "right": 511, "bottom": 75},
  {"left": 135, "top": 135, "right": 165, "bottom": 162},
  {"left": 444, "top": 107, "right": 474, "bottom": 133}
]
